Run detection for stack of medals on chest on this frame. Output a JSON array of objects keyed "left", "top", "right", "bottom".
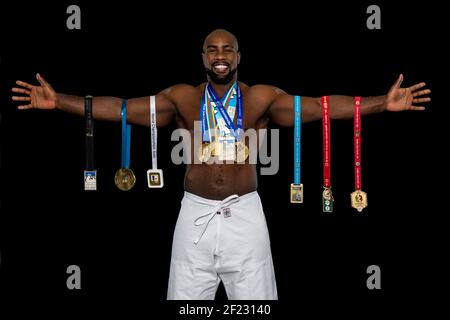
[{"left": 198, "top": 82, "right": 248, "bottom": 163}]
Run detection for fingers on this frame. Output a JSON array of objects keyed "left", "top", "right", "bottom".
[
  {"left": 410, "top": 106, "right": 426, "bottom": 111},
  {"left": 412, "top": 89, "right": 431, "bottom": 97},
  {"left": 12, "top": 87, "right": 31, "bottom": 95},
  {"left": 36, "top": 73, "right": 51, "bottom": 89},
  {"left": 392, "top": 74, "right": 403, "bottom": 89},
  {"left": 12, "top": 96, "right": 31, "bottom": 102},
  {"left": 17, "top": 104, "right": 33, "bottom": 110},
  {"left": 409, "top": 82, "right": 426, "bottom": 92},
  {"left": 12, "top": 85, "right": 32, "bottom": 102},
  {"left": 16, "top": 80, "right": 34, "bottom": 90},
  {"left": 413, "top": 97, "right": 431, "bottom": 104}
]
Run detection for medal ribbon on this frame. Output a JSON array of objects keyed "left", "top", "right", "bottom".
[
  {"left": 201, "top": 86, "right": 235, "bottom": 142},
  {"left": 235, "top": 84, "right": 243, "bottom": 140},
  {"left": 321, "top": 96, "right": 331, "bottom": 188},
  {"left": 206, "top": 82, "right": 243, "bottom": 141},
  {"left": 150, "top": 96, "right": 158, "bottom": 170},
  {"left": 354, "top": 96, "right": 362, "bottom": 190},
  {"left": 201, "top": 93, "right": 211, "bottom": 142},
  {"left": 294, "top": 96, "right": 301, "bottom": 185},
  {"left": 206, "top": 84, "right": 233, "bottom": 138},
  {"left": 121, "top": 99, "right": 131, "bottom": 169},
  {"left": 85, "top": 95, "right": 94, "bottom": 171},
  {"left": 208, "top": 86, "right": 234, "bottom": 135}
]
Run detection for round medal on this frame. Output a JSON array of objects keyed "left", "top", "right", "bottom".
[
  {"left": 114, "top": 168, "right": 136, "bottom": 191},
  {"left": 235, "top": 141, "right": 249, "bottom": 163},
  {"left": 198, "top": 143, "right": 212, "bottom": 163}
]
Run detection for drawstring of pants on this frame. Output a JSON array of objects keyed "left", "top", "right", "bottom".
[{"left": 193, "top": 194, "right": 240, "bottom": 244}]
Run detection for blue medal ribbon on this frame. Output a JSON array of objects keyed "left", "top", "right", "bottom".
[
  {"left": 202, "top": 82, "right": 243, "bottom": 142},
  {"left": 121, "top": 99, "right": 131, "bottom": 168},
  {"left": 235, "top": 84, "right": 243, "bottom": 141},
  {"left": 201, "top": 93, "right": 211, "bottom": 142},
  {"left": 294, "top": 96, "right": 301, "bottom": 185}
]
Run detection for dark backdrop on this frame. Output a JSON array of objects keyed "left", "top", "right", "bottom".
[{"left": 0, "top": 0, "right": 447, "bottom": 318}]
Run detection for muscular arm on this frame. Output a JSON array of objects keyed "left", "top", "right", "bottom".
[
  {"left": 57, "top": 90, "right": 176, "bottom": 127},
  {"left": 266, "top": 74, "right": 430, "bottom": 126},
  {"left": 13, "top": 74, "right": 178, "bottom": 128},
  {"left": 268, "top": 93, "right": 386, "bottom": 126}
]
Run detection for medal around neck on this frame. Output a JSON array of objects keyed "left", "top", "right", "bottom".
[
  {"left": 201, "top": 82, "right": 244, "bottom": 163},
  {"left": 198, "top": 143, "right": 212, "bottom": 163},
  {"left": 235, "top": 141, "right": 249, "bottom": 163},
  {"left": 218, "top": 135, "right": 235, "bottom": 161}
]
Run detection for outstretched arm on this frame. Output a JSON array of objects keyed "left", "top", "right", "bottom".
[
  {"left": 12, "top": 73, "right": 177, "bottom": 127},
  {"left": 267, "top": 74, "right": 431, "bottom": 126}
]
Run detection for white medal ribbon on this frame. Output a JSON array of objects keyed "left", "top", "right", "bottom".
[
  {"left": 147, "top": 96, "right": 164, "bottom": 188},
  {"left": 150, "top": 95, "right": 158, "bottom": 170}
]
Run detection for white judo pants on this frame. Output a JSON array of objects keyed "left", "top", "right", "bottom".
[{"left": 167, "top": 191, "right": 278, "bottom": 300}]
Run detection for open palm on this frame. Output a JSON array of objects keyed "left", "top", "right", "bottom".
[
  {"left": 12, "top": 73, "right": 57, "bottom": 110},
  {"left": 386, "top": 74, "right": 431, "bottom": 112}
]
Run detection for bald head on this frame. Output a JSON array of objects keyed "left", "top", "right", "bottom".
[
  {"left": 203, "top": 29, "right": 239, "bottom": 52},
  {"left": 202, "top": 29, "right": 241, "bottom": 85}
]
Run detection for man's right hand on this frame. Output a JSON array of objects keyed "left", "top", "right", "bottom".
[{"left": 12, "top": 73, "right": 58, "bottom": 110}]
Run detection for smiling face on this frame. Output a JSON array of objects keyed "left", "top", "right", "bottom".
[{"left": 202, "top": 29, "right": 241, "bottom": 85}]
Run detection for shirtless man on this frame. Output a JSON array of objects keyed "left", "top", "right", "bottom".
[{"left": 12, "top": 29, "right": 431, "bottom": 300}]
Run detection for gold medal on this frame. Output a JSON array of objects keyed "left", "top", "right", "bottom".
[
  {"left": 290, "top": 183, "right": 303, "bottom": 203},
  {"left": 322, "top": 187, "right": 333, "bottom": 213},
  {"left": 114, "top": 168, "right": 136, "bottom": 191},
  {"left": 198, "top": 143, "right": 212, "bottom": 163},
  {"left": 147, "top": 169, "right": 164, "bottom": 188},
  {"left": 351, "top": 190, "right": 368, "bottom": 212},
  {"left": 209, "top": 141, "right": 218, "bottom": 156},
  {"left": 235, "top": 141, "right": 249, "bottom": 163}
]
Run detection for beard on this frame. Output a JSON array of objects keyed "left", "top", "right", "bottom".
[{"left": 205, "top": 67, "right": 238, "bottom": 85}]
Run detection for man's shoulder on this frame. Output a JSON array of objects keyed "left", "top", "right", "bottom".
[
  {"left": 166, "top": 83, "right": 200, "bottom": 92},
  {"left": 161, "top": 83, "right": 202, "bottom": 99},
  {"left": 244, "top": 84, "right": 283, "bottom": 100}
]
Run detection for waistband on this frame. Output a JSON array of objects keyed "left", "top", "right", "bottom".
[{"left": 184, "top": 190, "right": 258, "bottom": 206}]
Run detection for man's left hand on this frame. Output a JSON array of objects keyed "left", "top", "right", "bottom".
[{"left": 386, "top": 74, "right": 431, "bottom": 111}]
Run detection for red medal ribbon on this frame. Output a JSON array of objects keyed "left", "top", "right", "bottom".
[
  {"left": 354, "top": 96, "right": 362, "bottom": 190},
  {"left": 321, "top": 96, "right": 331, "bottom": 188}
]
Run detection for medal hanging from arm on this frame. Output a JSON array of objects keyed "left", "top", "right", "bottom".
[
  {"left": 114, "top": 99, "right": 136, "bottom": 191},
  {"left": 351, "top": 96, "right": 368, "bottom": 212},
  {"left": 321, "top": 96, "right": 333, "bottom": 212},
  {"left": 84, "top": 95, "right": 97, "bottom": 191},
  {"left": 290, "top": 95, "right": 303, "bottom": 203},
  {"left": 147, "top": 96, "right": 164, "bottom": 188}
]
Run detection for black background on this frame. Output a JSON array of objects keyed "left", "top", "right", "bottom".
[{"left": 0, "top": 0, "right": 447, "bottom": 318}]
